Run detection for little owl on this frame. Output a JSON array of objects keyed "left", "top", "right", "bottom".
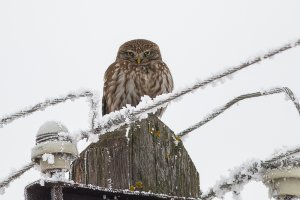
[{"left": 102, "top": 39, "right": 174, "bottom": 117}]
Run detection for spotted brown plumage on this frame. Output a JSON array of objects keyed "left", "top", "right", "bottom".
[{"left": 102, "top": 39, "right": 174, "bottom": 117}]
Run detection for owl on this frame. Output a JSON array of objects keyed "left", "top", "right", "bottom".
[{"left": 102, "top": 39, "right": 174, "bottom": 118}]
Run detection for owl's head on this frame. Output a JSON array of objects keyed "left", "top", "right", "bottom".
[{"left": 116, "top": 39, "right": 162, "bottom": 64}]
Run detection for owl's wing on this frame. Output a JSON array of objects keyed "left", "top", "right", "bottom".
[
  {"left": 102, "top": 63, "right": 114, "bottom": 116},
  {"left": 102, "top": 61, "right": 124, "bottom": 116},
  {"left": 161, "top": 61, "right": 174, "bottom": 93},
  {"left": 102, "top": 95, "right": 108, "bottom": 116}
]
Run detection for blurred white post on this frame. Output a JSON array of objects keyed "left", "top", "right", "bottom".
[
  {"left": 263, "top": 168, "right": 300, "bottom": 199},
  {"left": 31, "top": 121, "right": 78, "bottom": 175}
]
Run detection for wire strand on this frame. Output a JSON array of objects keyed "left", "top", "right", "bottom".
[
  {"left": 177, "top": 87, "right": 300, "bottom": 137},
  {"left": 0, "top": 162, "right": 34, "bottom": 191},
  {"left": 0, "top": 90, "right": 93, "bottom": 128}
]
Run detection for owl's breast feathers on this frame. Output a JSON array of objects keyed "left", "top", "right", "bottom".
[{"left": 102, "top": 60, "right": 173, "bottom": 116}]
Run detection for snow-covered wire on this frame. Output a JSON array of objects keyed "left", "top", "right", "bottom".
[
  {"left": 0, "top": 162, "right": 34, "bottom": 194},
  {"left": 201, "top": 159, "right": 263, "bottom": 200},
  {"left": 266, "top": 145, "right": 300, "bottom": 164},
  {"left": 201, "top": 153, "right": 300, "bottom": 200},
  {"left": 87, "top": 91, "right": 101, "bottom": 130},
  {"left": 89, "top": 99, "right": 98, "bottom": 130},
  {"left": 177, "top": 87, "right": 300, "bottom": 137},
  {"left": 0, "top": 90, "right": 94, "bottom": 129}
]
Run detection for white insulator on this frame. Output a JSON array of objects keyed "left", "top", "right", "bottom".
[
  {"left": 263, "top": 168, "right": 300, "bottom": 198},
  {"left": 31, "top": 121, "right": 78, "bottom": 174}
]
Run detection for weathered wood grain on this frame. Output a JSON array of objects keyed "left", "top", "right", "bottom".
[{"left": 71, "top": 116, "right": 200, "bottom": 198}]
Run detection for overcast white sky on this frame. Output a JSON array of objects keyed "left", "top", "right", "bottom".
[{"left": 1, "top": 0, "right": 300, "bottom": 199}]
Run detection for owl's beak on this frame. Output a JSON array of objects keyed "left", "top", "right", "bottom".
[{"left": 136, "top": 56, "right": 142, "bottom": 64}]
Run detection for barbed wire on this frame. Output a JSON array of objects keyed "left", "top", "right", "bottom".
[
  {"left": 0, "top": 162, "right": 34, "bottom": 192},
  {"left": 177, "top": 87, "right": 300, "bottom": 137},
  {"left": 0, "top": 90, "right": 94, "bottom": 129}
]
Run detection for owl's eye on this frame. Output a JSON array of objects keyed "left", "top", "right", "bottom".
[
  {"left": 127, "top": 51, "right": 135, "bottom": 57},
  {"left": 144, "top": 51, "right": 151, "bottom": 57}
]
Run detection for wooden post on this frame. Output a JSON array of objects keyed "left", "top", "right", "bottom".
[{"left": 71, "top": 116, "right": 200, "bottom": 198}]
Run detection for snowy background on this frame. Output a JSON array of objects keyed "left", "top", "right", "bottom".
[{"left": 1, "top": 0, "right": 300, "bottom": 199}]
